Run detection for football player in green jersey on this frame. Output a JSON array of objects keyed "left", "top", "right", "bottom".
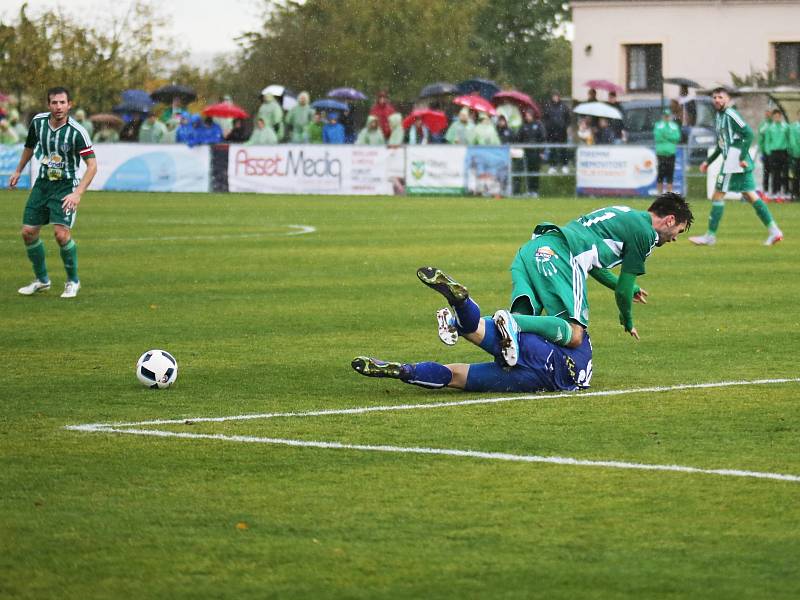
[
  {"left": 690, "top": 87, "right": 783, "bottom": 247},
  {"left": 9, "top": 87, "right": 97, "bottom": 298}
]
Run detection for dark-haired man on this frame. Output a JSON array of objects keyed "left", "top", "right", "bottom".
[
  {"left": 690, "top": 87, "right": 783, "bottom": 246},
  {"left": 421, "top": 194, "right": 693, "bottom": 366},
  {"left": 9, "top": 86, "right": 97, "bottom": 298}
]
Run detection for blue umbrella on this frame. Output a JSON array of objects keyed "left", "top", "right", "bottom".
[
  {"left": 312, "top": 99, "right": 349, "bottom": 111},
  {"left": 117, "top": 89, "right": 154, "bottom": 113},
  {"left": 327, "top": 87, "right": 367, "bottom": 101},
  {"left": 456, "top": 78, "right": 501, "bottom": 101},
  {"left": 419, "top": 82, "right": 458, "bottom": 99}
]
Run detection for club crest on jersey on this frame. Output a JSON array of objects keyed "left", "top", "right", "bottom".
[
  {"left": 59, "top": 142, "right": 72, "bottom": 153},
  {"left": 534, "top": 246, "right": 559, "bottom": 276}
]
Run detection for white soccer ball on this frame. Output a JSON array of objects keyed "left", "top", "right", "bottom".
[{"left": 136, "top": 349, "right": 178, "bottom": 389}]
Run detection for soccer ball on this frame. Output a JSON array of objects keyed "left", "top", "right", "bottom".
[{"left": 136, "top": 350, "right": 178, "bottom": 389}]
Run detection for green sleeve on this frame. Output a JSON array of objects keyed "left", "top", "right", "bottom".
[
  {"left": 615, "top": 271, "right": 637, "bottom": 331},
  {"left": 25, "top": 122, "right": 38, "bottom": 149},
  {"left": 668, "top": 124, "right": 682, "bottom": 143},
  {"left": 706, "top": 145, "right": 721, "bottom": 164},
  {"left": 735, "top": 121, "right": 754, "bottom": 153},
  {"left": 590, "top": 267, "right": 640, "bottom": 295}
]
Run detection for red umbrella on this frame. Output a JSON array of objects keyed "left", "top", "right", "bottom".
[
  {"left": 492, "top": 90, "right": 541, "bottom": 117},
  {"left": 202, "top": 102, "right": 249, "bottom": 119},
  {"left": 584, "top": 79, "right": 624, "bottom": 94},
  {"left": 402, "top": 109, "right": 448, "bottom": 134},
  {"left": 453, "top": 95, "right": 496, "bottom": 116}
]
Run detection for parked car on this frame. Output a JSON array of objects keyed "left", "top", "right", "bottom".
[{"left": 619, "top": 97, "right": 716, "bottom": 164}]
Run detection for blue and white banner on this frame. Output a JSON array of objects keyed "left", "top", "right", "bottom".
[
  {"left": 0, "top": 144, "right": 30, "bottom": 189},
  {"left": 576, "top": 145, "right": 686, "bottom": 197},
  {"left": 31, "top": 144, "right": 211, "bottom": 192}
]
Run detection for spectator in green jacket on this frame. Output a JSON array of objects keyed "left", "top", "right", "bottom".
[
  {"left": 387, "top": 112, "right": 404, "bottom": 146},
  {"left": 138, "top": 113, "right": 167, "bottom": 143},
  {"left": 246, "top": 117, "right": 278, "bottom": 145},
  {"left": 74, "top": 108, "right": 94, "bottom": 139},
  {"left": 285, "top": 91, "right": 313, "bottom": 143},
  {"left": 0, "top": 118, "right": 19, "bottom": 144},
  {"left": 445, "top": 108, "right": 475, "bottom": 145},
  {"left": 653, "top": 108, "right": 682, "bottom": 193},
  {"left": 8, "top": 109, "right": 28, "bottom": 141},
  {"left": 789, "top": 109, "right": 800, "bottom": 200},
  {"left": 257, "top": 93, "right": 284, "bottom": 141},
  {"left": 763, "top": 109, "right": 790, "bottom": 197},
  {"left": 355, "top": 115, "right": 386, "bottom": 145},
  {"left": 307, "top": 111, "right": 324, "bottom": 144},
  {"left": 472, "top": 112, "right": 500, "bottom": 145},
  {"left": 757, "top": 109, "right": 772, "bottom": 193}
]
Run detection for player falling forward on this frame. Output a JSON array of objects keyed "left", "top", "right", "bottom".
[
  {"left": 9, "top": 86, "right": 97, "bottom": 298},
  {"left": 689, "top": 86, "right": 783, "bottom": 247},
  {"left": 352, "top": 268, "right": 592, "bottom": 393}
]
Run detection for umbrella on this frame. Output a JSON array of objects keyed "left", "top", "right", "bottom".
[
  {"left": 456, "top": 78, "right": 501, "bottom": 101},
  {"left": 418, "top": 82, "right": 458, "bottom": 99},
  {"left": 453, "top": 95, "right": 496, "bottom": 116},
  {"left": 261, "top": 85, "right": 286, "bottom": 97},
  {"left": 311, "top": 99, "right": 349, "bottom": 112},
  {"left": 203, "top": 102, "right": 249, "bottom": 119},
  {"left": 327, "top": 87, "right": 367, "bottom": 101},
  {"left": 573, "top": 102, "right": 623, "bottom": 120},
  {"left": 402, "top": 109, "right": 448, "bottom": 134},
  {"left": 492, "top": 91, "right": 541, "bottom": 116},
  {"left": 151, "top": 84, "right": 197, "bottom": 104},
  {"left": 121, "top": 89, "right": 154, "bottom": 111},
  {"left": 584, "top": 79, "right": 624, "bottom": 94},
  {"left": 663, "top": 77, "right": 701, "bottom": 88},
  {"left": 88, "top": 113, "right": 124, "bottom": 128},
  {"left": 113, "top": 102, "right": 151, "bottom": 114}
]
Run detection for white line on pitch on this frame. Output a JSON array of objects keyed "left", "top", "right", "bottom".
[
  {"left": 69, "top": 426, "right": 800, "bottom": 483},
  {"left": 70, "top": 377, "right": 800, "bottom": 430}
]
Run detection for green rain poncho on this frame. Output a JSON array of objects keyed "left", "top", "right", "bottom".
[
  {"left": 387, "top": 112, "right": 404, "bottom": 145},
  {"left": 138, "top": 118, "right": 168, "bottom": 143},
  {"left": 285, "top": 92, "right": 314, "bottom": 143},
  {"left": 472, "top": 113, "right": 500, "bottom": 145},
  {"left": 446, "top": 109, "right": 475, "bottom": 144},
  {"left": 257, "top": 94, "right": 285, "bottom": 140},
  {"left": 74, "top": 109, "right": 94, "bottom": 138},
  {"left": 356, "top": 116, "right": 386, "bottom": 145},
  {"left": 246, "top": 122, "right": 279, "bottom": 145}
]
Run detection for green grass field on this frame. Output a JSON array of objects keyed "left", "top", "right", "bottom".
[{"left": 1, "top": 190, "right": 798, "bottom": 599}]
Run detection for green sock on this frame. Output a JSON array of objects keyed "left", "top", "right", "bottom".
[
  {"left": 752, "top": 199, "right": 774, "bottom": 228},
  {"left": 512, "top": 314, "right": 573, "bottom": 346},
  {"left": 25, "top": 239, "right": 49, "bottom": 282},
  {"left": 59, "top": 239, "right": 79, "bottom": 283},
  {"left": 708, "top": 201, "right": 725, "bottom": 235}
]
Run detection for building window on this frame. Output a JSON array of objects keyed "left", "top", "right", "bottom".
[
  {"left": 775, "top": 42, "right": 800, "bottom": 84},
  {"left": 626, "top": 44, "right": 662, "bottom": 92}
]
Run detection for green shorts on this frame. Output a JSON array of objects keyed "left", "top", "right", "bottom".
[
  {"left": 715, "top": 171, "right": 755, "bottom": 193},
  {"left": 510, "top": 232, "right": 590, "bottom": 327},
  {"left": 23, "top": 179, "right": 77, "bottom": 229}
]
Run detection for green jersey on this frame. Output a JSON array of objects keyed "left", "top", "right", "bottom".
[
  {"left": 763, "top": 120, "right": 790, "bottom": 153},
  {"left": 708, "top": 106, "right": 754, "bottom": 173},
  {"left": 536, "top": 206, "right": 658, "bottom": 276},
  {"left": 25, "top": 112, "right": 95, "bottom": 186},
  {"left": 653, "top": 120, "right": 681, "bottom": 156},
  {"left": 789, "top": 121, "right": 800, "bottom": 159}
]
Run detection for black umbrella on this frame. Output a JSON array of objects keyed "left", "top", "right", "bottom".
[
  {"left": 150, "top": 84, "right": 197, "bottom": 104},
  {"left": 418, "top": 82, "right": 458, "bottom": 99},
  {"left": 663, "top": 77, "right": 701, "bottom": 88}
]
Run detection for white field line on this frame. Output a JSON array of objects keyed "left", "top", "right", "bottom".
[
  {"left": 64, "top": 377, "right": 800, "bottom": 483},
  {"left": 0, "top": 224, "right": 316, "bottom": 244},
  {"left": 71, "top": 377, "right": 800, "bottom": 429}
]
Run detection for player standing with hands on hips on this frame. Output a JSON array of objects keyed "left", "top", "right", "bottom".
[
  {"left": 9, "top": 87, "right": 97, "bottom": 298},
  {"left": 689, "top": 87, "right": 783, "bottom": 247}
]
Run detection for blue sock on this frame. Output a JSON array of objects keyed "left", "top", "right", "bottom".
[
  {"left": 477, "top": 317, "right": 500, "bottom": 354},
  {"left": 453, "top": 298, "right": 481, "bottom": 334},
  {"left": 405, "top": 362, "right": 452, "bottom": 389}
]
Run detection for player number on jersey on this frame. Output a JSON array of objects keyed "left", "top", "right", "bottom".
[{"left": 582, "top": 206, "right": 630, "bottom": 227}]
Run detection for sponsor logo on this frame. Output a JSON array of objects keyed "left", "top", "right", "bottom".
[
  {"left": 411, "top": 160, "right": 425, "bottom": 180},
  {"left": 534, "top": 246, "right": 558, "bottom": 276},
  {"left": 233, "top": 148, "right": 342, "bottom": 184},
  {"left": 46, "top": 153, "right": 64, "bottom": 180}
]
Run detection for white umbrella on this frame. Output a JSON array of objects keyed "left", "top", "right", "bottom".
[
  {"left": 282, "top": 95, "right": 297, "bottom": 110},
  {"left": 573, "top": 102, "right": 623, "bottom": 120},
  {"left": 261, "top": 85, "right": 285, "bottom": 97}
]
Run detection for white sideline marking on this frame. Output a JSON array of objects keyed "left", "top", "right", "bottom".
[
  {"left": 0, "top": 224, "right": 316, "bottom": 244},
  {"left": 65, "top": 377, "right": 800, "bottom": 483}
]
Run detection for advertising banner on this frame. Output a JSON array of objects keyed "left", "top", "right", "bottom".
[
  {"left": 405, "top": 146, "right": 467, "bottom": 195},
  {"left": 465, "top": 147, "right": 510, "bottom": 197},
  {"left": 0, "top": 144, "right": 30, "bottom": 189},
  {"left": 30, "top": 144, "right": 211, "bottom": 192},
  {"left": 576, "top": 145, "right": 686, "bottom": 197},
  {"left": 227, "top": 145, "right": 398, "bottom": 195}
]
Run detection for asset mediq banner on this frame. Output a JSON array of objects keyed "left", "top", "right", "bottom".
[
  {"left": 29, "top": 144, "right": 211, "bottom": 192},
  {"left": 576, "top": 146, "right": 686, "bottom": 197},
  {"left": 227, "top": 145, "right": 399, "bottom": 195}
]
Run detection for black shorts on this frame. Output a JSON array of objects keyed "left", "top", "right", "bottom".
[{"left": 657, "top": 155, "right": 676, "bottom": 183}]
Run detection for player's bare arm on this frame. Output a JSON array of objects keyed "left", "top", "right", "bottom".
[
  {"left": 9, "top": 147, "right": 34, "bottom": 189},
  {"left": 62, "top": 156, "right": 97, "bottom": 211}
]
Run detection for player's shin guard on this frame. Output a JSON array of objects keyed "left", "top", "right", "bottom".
[
  {"left": 752, "top": 199, "right": 775, "bottom": 228},
  {"left": 25, "top": 239, "right": 49, "bottom": 283},
  {"left": 708, "top": 201, "right": 725, "bottom": 235},
  {"left": 510, "top": 314, "right": 573, "bottom": 346},
  {"left": 59, "top": 239, "right": 78, "bottom": 283},
  {"left": 406, "top": 362, "right": 453, "bottom": 389},
  {"left": 452, "top": 297, "right": 481, "bottom": 334}
]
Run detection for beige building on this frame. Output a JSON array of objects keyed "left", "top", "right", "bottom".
[{"left": 571, "top": 0, "right": 800, "bottom": 100}]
